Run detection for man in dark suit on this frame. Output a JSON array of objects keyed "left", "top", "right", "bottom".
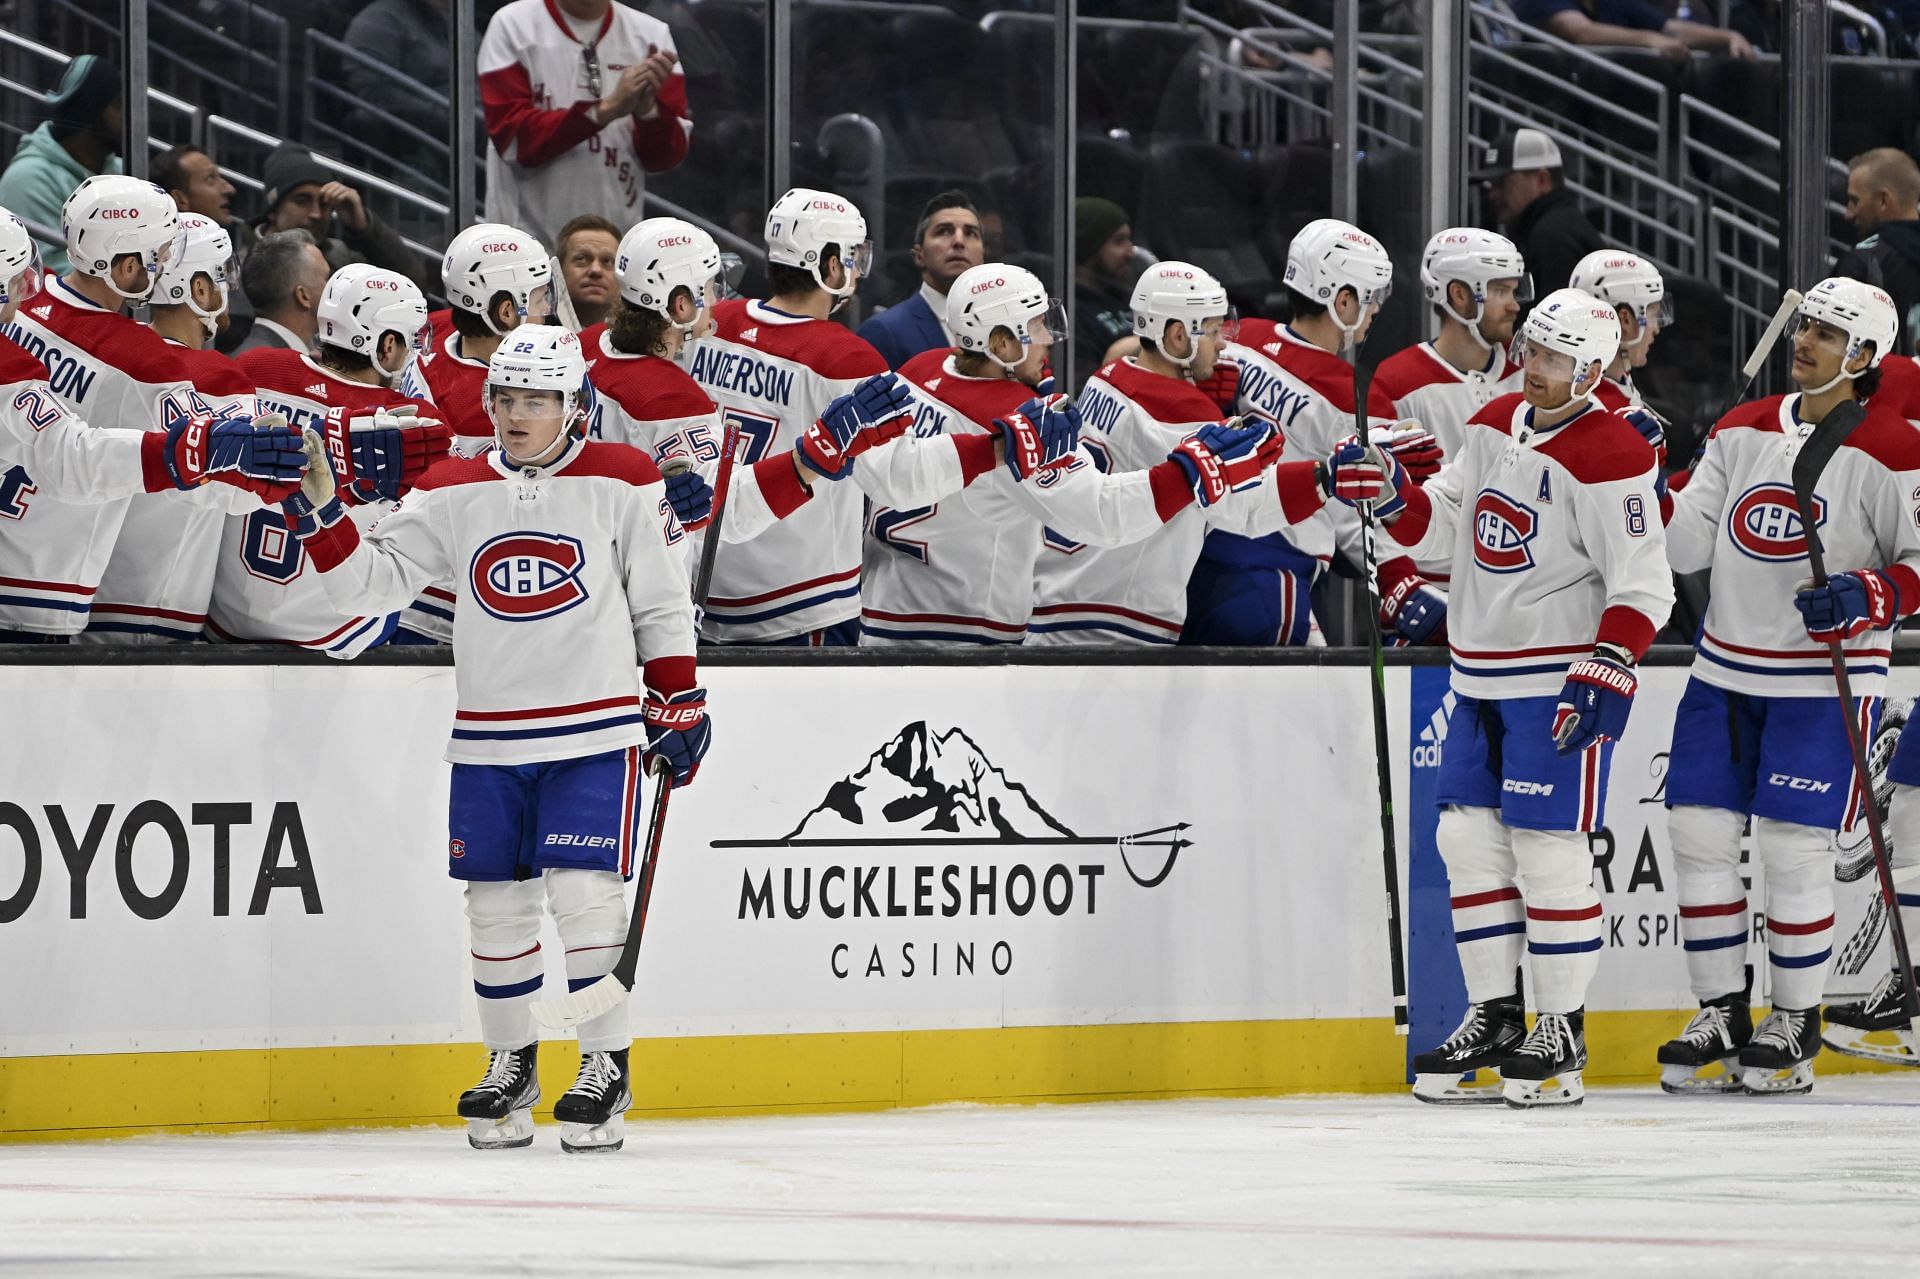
[
  {"left": 232, "top": 230, "right": 329, "bottom": 356},
  {"left": 857, "top": 190, "right": 984, "bottom": 369}
]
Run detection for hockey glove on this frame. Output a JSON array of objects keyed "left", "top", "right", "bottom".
[
  {"left": 1193, "top": 354, "right": 1243, "bottom": 416},
  {"left": 1379, "top": 569, "right": 1447, "bottom": 645},
  {"left": 643, "top": 686, "right": 711, "bottom": 787},
  {"left": 1794, "top": 569, "right": 1902, "bottom": 643},
  {"left": 1369, "top": 421, "right": 1443, "bottom": 483},
  {"left": 1320, "top": 438, "right": 1407, "bottom": 518},
  {"left": 1552, "top": 643, "right": 1638, "bottom": 755},
  {"left": 280, "top": 486, "right": 349, "bottom": 540},
  {"left": 160, "top": 407, "right": 305, "bottom": 492},
  {"left": 1167, "top": 419, "right": 1280, "bottom": 507},
  {"left": 660, "top": 464, "right": 714, "bottom": 531},
  {"left": 995, "top": 395, "right": 1081, "bottom": 482},
  {"left": 322, "top": 405, "right": 453, "bottom": 504},
  {"left": 797, "top": 372, "right": 914, "bottom": 479}
]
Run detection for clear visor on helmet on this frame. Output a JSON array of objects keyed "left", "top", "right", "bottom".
[
  {"left": 1487, "top": 274, "right": 1534, "bottom": 305},
  {"left": 486, "top": 382, "right": 566, "bottom": 427},
  {"left": 403, "top": 317, "right": 431, "bottom": 352},
  {"left": 1029, "top": 299, "right": 1069, "bottom": 346},
  {"left": 840, "top": 240, "right": 874, "bottom": 278},
  {"left": 1521, "top": 338, "right": 1580, "bottom": 383},
  {"left": 1196, "top": 307, "right": 1240, "bottom": 345},
  {"left": 524, "top": 282, "right": 555, "bottom": 325},
  {"left": 1636, "top": 294, "right": 1673, "bottom": 331},
  {"left": 1793, "top": 313, "right": 1852, "bottom": 353},
  {"left": 719, "top": 252, "right": 746, "bottom": 298},
  {"left": 149, "top": 224, "right": 185, "bottom": 274},
  {"left": 2, "top": 244, "right": 43, "bottom": 307},
  {"left": 1354, "top": 280, "right": 1391, "bottom": 310}
]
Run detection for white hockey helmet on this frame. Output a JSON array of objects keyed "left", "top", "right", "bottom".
[
  {"left": 1284, "top": 217, "right": 1393, "bottom": 342},
  {"left": 0, "top": 207, "right": 42, "bottom": 308},
  {"left": 1421, "top": 227, "right": 1530, "bottom": 345},
  {"left": 486, "top": 323, "right": 592, "bottom": 458},
  {"left": 1569, "top": 250, "right": 1670, "bottom": 347},
  {"left": 1520, "top": 288, "right": 1619, "bottom": 398},
  {"left": 765, "top": 188, "right": 872, "bottom": 298},
  {"left": 441, "top": 223, "right": 554, "bottom": 334},
  {"left": 617, "top": 216, "right": 724, "bottom": 330},
  {"left": 149, "top": 213, "right": 235, "bottom": 337},
  {"left": 1131, "top": 261, "right": 1235, "bottom": 366},
  {"left": 62, "top": 174, "right": 183, "bottom": 301},
  {"left": 1795, "top": 276, "right": 1897, "bottom": 393},
  {"left": 948, "top": 263, "right": 1068, "bottom": 368},
  {"left": 317, "top": 263, "right": 430, "bottom": 381}
]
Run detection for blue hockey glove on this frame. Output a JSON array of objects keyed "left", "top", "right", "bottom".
[
  {"left": 995, "top": 395, "right": 1081, "bottom": 481},
  {"left": 797, "top": 372, "right": 913, "bottom": 479},
  {"left": 1380, "top": 571, "right": 1446, "bottom": 644},
  {"left": 661, "top": 465, "right": 714, "bottom": 531},
  {"left": 1167, "top": 419, "right": 1279, "bottom": 507},
  {"left": 1794, "top": 569, "right": 1901, "bottom": 643},
  {"left": 161, "top": 406, "right": 305, "bottom": 492},
  {"left": 1552, "top": 644, "right": 1638, "bottom": 755},
  {"left": 1322, "top": 437, "right": 1407, "bottom": 519},
  {"left": 643, "top": 686, "right": 711, "bottom": 786}
]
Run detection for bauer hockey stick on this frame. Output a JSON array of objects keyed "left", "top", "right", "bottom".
[
  {"left": 532, "top": 755, "right": 675, "bottom": 1029},
  {"left": 1353, "top": 363, "right": 1411, "bottom": 1035},
  {"left": 1790, "top": 399, "right": 1920, "bottom": 1021}
]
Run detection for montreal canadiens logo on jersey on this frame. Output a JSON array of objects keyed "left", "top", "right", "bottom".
[
  {"left": 1472, "top": 489, "right": 1538, "bottom": 572},
  {"left": 1728, "top": 483, "right": 1826, "bottom": 561},
  {"left": 469, "top": 532, "right": 589, "bottom": 622}
]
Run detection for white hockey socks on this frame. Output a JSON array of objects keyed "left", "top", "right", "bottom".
[
  {"left": 1436, "top": 806, "right": 1522, "bottom": 1003},
  {"left": 547, "top": 868, "right": 631, "bottom": 1053},
  {"left": 465, "top": 879, "right": 546, "bottom": 1050},
  {"left": 1668, "top": 805, "right": 1751, "bottom": 1001},
  {"left": 1513, "top": 828, "right": 1603, "bottom": 1015},
  {"left": 1756, "top": 818, "right": 1835, "bottom": 1011}
]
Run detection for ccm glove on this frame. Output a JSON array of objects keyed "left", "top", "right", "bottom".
[
  {"left": 797, "top": 372, "right": 913, "bottom": 479},
  {"left": 1166, "top": 419, "right": 1279, "bottom": 507},
  {"left": 1552, "top": 643, "right": 1638, "bottom": 755},
  {"left": 160, "top": 407, "right": 305, "bottom": 492},
  {"left": 643, "top": 686, "right": 711, "bottom": 786},
  {"left": 1795, "top": 569, "right": 1902, "bottom": 643},
  {"left": 995, "top": 395, "right": 1081, "bottom": 481},
  {"left": 1320, "top": 437, "right": 1406, "bottom": 518}
]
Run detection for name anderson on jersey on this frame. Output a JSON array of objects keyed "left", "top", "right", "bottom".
[{"left": 687, "top": 345, "right": 797, "bottom": 405}]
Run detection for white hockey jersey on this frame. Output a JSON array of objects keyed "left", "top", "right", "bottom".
[
  {"left": 396, "top": 331, "right": 497, "bottom": 640},
  {"left": 0, "top": 333, "right": 172, "bottom": 504},
  {"left": 1370, "top": 338, "right": 1521, "bottom": 459},
  {"left": 1385, "top": 392, "right": 1673, "bottom": 698},
  {"left": 82, "top": 340, "right": 260, "bottom": 642},
  {"left": 1668, "top": 393, "right": 1920, "bottom": 697},
  {"left": 211, "top": 348, "right": 441, "bottom": 655},
  {"left": 303, "top": 435, "right": 697, "bottom": 766},
  {"left": 861, "top": 349, "right": 1199, "bottom": 645},
  {"left": 1027, "top": 357, "right": 1331, "bottom": 644}
]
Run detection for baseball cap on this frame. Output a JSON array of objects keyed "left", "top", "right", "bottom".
[{"left": 1472, "top": 128, "right": 1564, "bottom": 181}]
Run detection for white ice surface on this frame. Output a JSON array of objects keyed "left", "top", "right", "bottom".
[{"left": 5, "top": 1078, "right": 1920, "bottom": 1277}]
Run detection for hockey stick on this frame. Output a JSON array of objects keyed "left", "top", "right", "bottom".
[
  {"left": 1790, "top": 398, "right": 1920, "bottom": 1020},
  {"left": 1696, "top": 290, "right": 1804, "bottom": 448},
  {"left": 532, "top": 755, "right": 675, "bottom": 1030},
  {"left": 1353, "top": 362, "right": 1411, "bottom": 1035},
  {"left": 660, "top": 415, "right": 743, "bottom": 612}
]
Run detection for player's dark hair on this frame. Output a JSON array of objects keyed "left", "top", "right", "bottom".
[
  {"left": 607, "top": 294, "right": 685, "bottom": 357},
  {"left": 318, "top": 343, "right": 373, "bottom": 375},
  {"left": 1287, "top": 288, "right": 1329, "bottom": 321},
  {"left": 1856, "top": 364, "right": 1884, "bottom": 398},
  {"left": 768, "top": 243, "right": 845, "bottom": 300},
  {"left": 915, "top": 191, "right": 977, "bottom": 247},
  {"left": 452, "top": 291, "right": 518, "bottom": 339}
]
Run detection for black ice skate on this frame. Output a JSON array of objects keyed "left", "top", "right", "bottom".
[
  {"left": 1656, "top": 992, "right": 1752, "bottom": 1095},
  {"left": 1740, "top": 1007, "right": 1821, "bottom": 1095},
  {"left": 1411, "top": 996, "right": 1525, "bottom": 1104},
  {"left": 1823, "top": 967, "right": 1920, "bottom": 1067},
  {"left": 458, "top": 1044, "right": 540, "bottom": 1150},
  {"left": 1499, "top": 1009, "right": 1586, "bottom": 1108},
  {"left": 556, "top": 1048, "right": 632, "bottom": 1153}
]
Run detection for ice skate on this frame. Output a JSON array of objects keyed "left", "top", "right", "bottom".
[
  {"left": 1823, "top": 967, "right": 1920, "bottom": 1067},
  {"left": 458, "top": 1044, "right": 540, "bottom": 1150},
  {"left": 1500, "top": 1010, "right": 1586, "bottom": 1108},
  {"left": 1412, "top": 996, "right": 1525, "bottom": 1104},
  {"left": 1739, "top": 1008, "right": 1821, "bottom": 1095},
  {"left": 556, "top": 1048, "right": 632, "bottom": 1153},
  {"left": 1656, "top": 993, "right": 1752, "bottom": 1095}
]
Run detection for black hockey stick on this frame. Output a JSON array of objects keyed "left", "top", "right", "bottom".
[
  {"left": 1353, "top": 361, "right": 1410, "bottom": 1035},
  {"left": 1790, "top": 398, "right": 1920, "bottom": 1020},
  {"left": 660, "top": 415, "right": 743, "bottom": 611}
]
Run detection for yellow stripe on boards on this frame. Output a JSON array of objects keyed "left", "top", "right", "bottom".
[{"left": 0, "top": 1012, "right": 1901, "bottom": 1143}]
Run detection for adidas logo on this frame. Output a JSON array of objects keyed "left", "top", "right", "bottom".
[
  {"left": 29, "top": 304, "right": 50, "bottom": 319},
  {"left": 1412, "top": 690, "right": 1455, "bottom": 769},
  {"left": 1262, "top": 342, "right": 1283, "bottom": 356},
  {"left": 740, "top": 326, "right": 759, "bottom": 341},
  {"left": 926, "top": 377, "right": 942, "bottom": 391},
  {"left": 305, "top": 383, "right": 329, "bottom": 397}
]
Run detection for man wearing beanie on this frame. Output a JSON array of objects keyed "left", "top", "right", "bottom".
[
  {"left": 1074, "top": 197, "right": 1138, "bottom": 386},
  {"left": 242, "top": 143, "right": 427, "bottom": 290},
  {"left": 0, "top": 55, "right": 124, "bottom": 273}
]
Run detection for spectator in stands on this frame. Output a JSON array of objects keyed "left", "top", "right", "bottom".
[
  {"left": 555, "top": 212, "right": 621, "bottom": 330},
  {"left": 344, "top": 0, "right": 453, "bottom": 143},
  {"left": 248, "top": 143, "right": 428, "bottom": 290},
  {"left": 478, "top": 0, "right": 691, "bottom": 249},
  {"left": 1836, "top": 148, "right": 1920, "bottom": 355},
  {"left": 234, "top": 230, "right": 330, "bottom": 356},
  {"left": 0, "top": 55, "right": 123, "bottom": 274},
  {"left": 1476, "top": 128, "right": 1603, "bottom": 300},
  {"left": 856, "top": 191, "right": 985, "bottom": 369},
  {"left": 1508, "top": 0, "right": 1756, "bottom": 59},
  {"left": 1074, "top": 197, "right": 1139, "bottom": 386},
  {"left": 154, "top": 145, "right": 253, "bottom": 353}
]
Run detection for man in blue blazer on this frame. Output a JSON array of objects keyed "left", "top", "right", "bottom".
[{"left": 857, "top": 190, "right": 984, "bottom": 368}]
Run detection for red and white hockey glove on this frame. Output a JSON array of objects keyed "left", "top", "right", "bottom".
[
  {"left": 643, "top": 687, "right": 711, "bottom": 787},
  {"left": 1369, "top": 420, "right": 1443, "bottom": 483},
  {"left": 1193, "top": 354, "right": 1242, "bottom": 416},
  {"left": 1166, "top": 418, "right": 1280, "bottom": 507},
  {"left": 158, "top": 407, "right": 305, "bottom": 494},
  {"left": 1378, "top": 561, "right": 1446, "bottom": 645},
  {"left": 1552, "top": 644, "right": 1638, "bottom": 755},
  {"left": 796, "top": 373, "right": 913, "bottom": 479},
  {"left": 994, "top": 395, "right": 1081, "bottom": 481},
  {"left": 1794, "top": 569, "right": 1902, "bottom": 643},
  {"left": 1320, "top": 437, "right": 1406, "bottom": 517},
  {"left": 321, "top": 405, "right": 453, "bottom": 504}
]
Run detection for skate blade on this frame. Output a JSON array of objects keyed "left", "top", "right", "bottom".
[
  {"left": 1412, "top": 1072, "right": 1507, "bottom": 1105},
  {"left": 465, "top": 1110, "right": 535, "bottom": 1150},
  {"left": 559, "top": 1115, "right": 625, "bottom": 1154},
  {"left": 1659, "top": 1059, "right": 1745, "bottom": 1095},
  {"left": 1820, "top": 1026, "right": 1920, "bottom": 1067},
  {"left": 1739, "top": 1062, "right": 1814, "bottom": 1096},
  {"left": 1502, "top": 1070, "right": 1584, "bottom": 1108}
]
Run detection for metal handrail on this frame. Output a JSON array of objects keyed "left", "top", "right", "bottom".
[
  {"left": 1831, "top": 0, "right": 1888, "bottom": 56},
  {"left": 205, "top": 115, "right": 452, "bottom": 217},
  {"left": 0, "top": 27, "right": 206, "bottom": 147}
]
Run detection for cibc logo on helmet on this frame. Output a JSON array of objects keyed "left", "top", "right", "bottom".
[
  {"left": 480, "top": 241, "right": 521, "bottom": 253},
  {"left": 99, "top": 208, "right": 141, "bottom": 220},
  {"left": 971, "top": 277, "right": 1007, "bottom": 294}
]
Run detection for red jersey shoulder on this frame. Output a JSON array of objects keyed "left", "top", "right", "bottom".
[
  {"left": 1468, "top": 392, "right": 1526, "bottom": 437},
  {"left": 0, "top": 333, "right": 50, "bottom": 383},
  {"left": 1536, "top": 408, "right": 1657, "bottom": 484},
  {"left": 1839, "top": 400, "right": 1920, "bottom": 472},
  {"left": 1236, "top": 318, "right": 1283, "bottom": 351},
  {"left": 716, "top": 300, "right": 886, "bottom": 380},
  {"left": 903, "top": 353, "right": 1029, "bottom": 425},
  {"left": 578, "top": 321, "right": 608, "bottom": 355},
  {"left": 1093, "top": 360, "right": 1219, "bottom": 424},
  {"left": 414, "top": 454, "right": 502, "bottom": 492},
  {"left": 568, "top": 440, "right": 665, "bottom": 485},
  {"left": 589, "top": 349, "right": 714, "bottom": 419},
  {"left": 236, "top": 347, "right": 312, "bottom": 388},
  {"left": 1710, "top": 395, "right": 1788, "bottom": 440},
  {"left": 1272, "top": 339, "right": 1361, "bottom": 412},
  {"left": 1370, "top": 344, "right": 1441, "bottom": 403},
  {"left": 170, "top": 345, "right": 254, "bottom": 397},
  {"left": 1871, "top": 355, "right": 1920, "bottom": 420},
  {"left": 35, "top": 293, "right": 187, "bottom": 384},
  {"left": 1591, "top": 378, "right": 1631, "bottom": 413}
]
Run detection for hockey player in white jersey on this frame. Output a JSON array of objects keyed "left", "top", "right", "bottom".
[
  {"left": 1568, "top": 250, "right": 1670, "bottom": 464},
  {"left": 1384, "top": 289, "right": 1673, "bottom": 1107},
  {"left": 1659, "top": 278, "right": 1920, "bottom": 1094},
  {"left": 285, "top": 324, "right": 705, "bottom": 1152},
  {"left": 215, "top": 264, "right": 448, "bottom": 653},
  {"left": 0, "top": 207, "right": 302, "bottom": 640}
]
